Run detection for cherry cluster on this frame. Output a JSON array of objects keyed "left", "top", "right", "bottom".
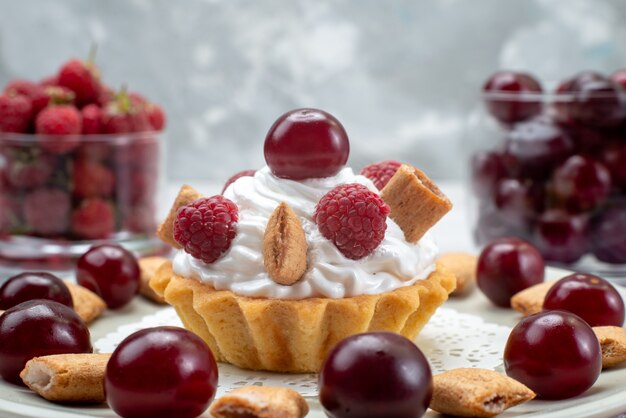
[
  {"left": 0, "top": 55, "right": 165, "bottom": 241},
  {"left": 474, "top": 70, "right": 626, "bottom": 265}
]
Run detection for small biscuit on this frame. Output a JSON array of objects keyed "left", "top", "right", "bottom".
[
  {"left": 138, "top": 256, "right": 169, "bottom": 304},
  {"left": 156, "top": 184, "right": 203, "bottom": 248},
  {"left": 21, "top": 353, "right": 111, "bottom": 403},
  {"left": 510, "top": 280, "right": 557, "bottom": 316},
  {"left": 64, "top": 281, "right": 107, "bottom": 323},
  {"left": 209, "top": 386, "right": 309, "bottom": 418},
  {"left": 438, "top": 252, "right": 477, "bottom": 295},
  {"left": 381, "top": 164, "right": 452, "bottom": 243},
  {"left": 593, "top": 326, "right": 626, "bottom": 368},
  {"left": 430, "top": 368, "right": 535, "bottom": 417}
]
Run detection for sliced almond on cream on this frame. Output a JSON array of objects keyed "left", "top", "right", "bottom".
[
  {"left": 593, "top": 326, "right": 626, "bottom": 368},
  {"left": 430, "top": 368, "right": 535, "bottom": 417},
  {"left": 263, "top": 202, "right": 307, "bottom": 285},
  {"left": 381, "top": 164, "right": 452, "bottom": 243},
  {"left": 156, "top": 184, "right": 203, "bottom": 248}
]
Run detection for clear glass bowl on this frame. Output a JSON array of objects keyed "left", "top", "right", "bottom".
[
  {"left": 0, "top": 131, "right": 167, "bottom": 270},
  {"left": 468, "top": 86, "right": 626, "bottom": 285}
]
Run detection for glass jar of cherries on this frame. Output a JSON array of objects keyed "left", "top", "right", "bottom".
[{"left": 470, "top": 69, "right": 626, "bottom": 282}]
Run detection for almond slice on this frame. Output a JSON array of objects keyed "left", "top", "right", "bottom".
[
  {"left": 209, "top": 386, "right": 309, "bottom": 418},
  {"left": 138, "top": 256, "right": 169, "bottom": 304},
  {"left": 593, "top": 326, "right": 626, "bottom": 368},
  {"left": 430, "top": 368, "right": 535, "bottom": 417},
  {"left": 263, "top": 202, "right": 307, "bottom": 285},
  {"left": 381, "top": 164, "right": 452, "bottom": 243},
  {"left": 21, "top": 353, "right": 111, "bottom": 403},
  {"left": 64, "top": 281, "right": 106, "bottom": 323},
  {"left": 156, "top": 184, "right": 203, "bottom": 248},
  {"left": 510, "top": 280, "right": 557, "bottom": 316},
  {"left": 438, "top": 252, "right": 477, "bottom": 295}
]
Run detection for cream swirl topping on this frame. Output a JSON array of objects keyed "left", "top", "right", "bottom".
[{"left": 172, "top": 166, "right": 438, "bottom": 300}]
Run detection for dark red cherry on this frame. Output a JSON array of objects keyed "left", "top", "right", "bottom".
[
  {"left": 76, "top": 244, "right": 140, "bottom": 309},
  {"left": 591, "top": 203, "right": 626, "bottom": 263},
  {"left": 533, "top": 210, "right": 588, "bottom": 264},
  {"left": 494, "top": 178, "right": 544, "bottom": 229},
  {"left": 0, "top": 299, "right": 92, "bottom": 384},
  {"left": 477, "top": 237, "right": 545, "bottom": 307},
  {"left": 105, "top": 326, "right": 218, "bottom": 418},
  {"left": 601, "top": 143, "right": 626, "bottom": 190},
  {"left": 550, "top": 155, "right": 611, "bottom": 213},
  {"left": 264, "top": 108, "right": 349, "bottom": 180},
  {"left": 0, "top": 272, "right": 72, "bottom": 310},
  {"left": 471, "top": 150, "right": 506, "bottom": 198},
  {"left": 319, "top": 332, "right": 432, "bottom": 418},
  {"left": 556, "top": 72, "right": 626, "bottom": 127},
  {"left": 611, "top": 69, "right": 626, "bottom": 89},
  {"left": 504, "top": 310, "right": 601, "bottom": 399},
  {"left": 544, "top": 273, "right": 624, "bottom": 327},
  {"left": 483, "top": 71, "right": 543, "bottom": 124},
  {"left": 503, "top": 118, "right": 574, "bottom": 179}
]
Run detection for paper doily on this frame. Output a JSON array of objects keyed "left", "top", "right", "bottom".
[{"left": 94, "top": 307, "right": 511, "bottom": 398}]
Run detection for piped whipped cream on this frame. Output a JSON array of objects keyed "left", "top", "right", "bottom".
[{"left": 172, "top": 166, "right": 438, "bottom": 300}]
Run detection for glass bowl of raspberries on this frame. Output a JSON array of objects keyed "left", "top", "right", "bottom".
[
  {"left": 470, "top": 69, "right": 626, "bottom": 283},
  {"left": 0, "top": 57, "right": 166, "bottom": 269}
]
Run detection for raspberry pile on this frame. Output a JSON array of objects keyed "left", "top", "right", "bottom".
[
  {"left": 314, "top": 183, "right": 390, "bottom": 260},
  {"left": 174, "top": 196, "right": 239, "bottom": 264},
  {"left": 360, "top": 160, "right": 401, "bottom": 190},
  {"left": 0, "top": 54, "right": 166, "bottom": 240}
]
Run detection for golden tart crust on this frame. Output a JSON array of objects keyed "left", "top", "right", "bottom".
[{"left": 151, "top": 260, "right": 455, "bottom": 373}]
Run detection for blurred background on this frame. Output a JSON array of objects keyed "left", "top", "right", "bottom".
[{"left": 0, "top": 0, "right": 625, "bottom": 182}]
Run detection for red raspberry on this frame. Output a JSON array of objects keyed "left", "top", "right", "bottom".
[
  {"left": 222, "top": 169, "right": 256, "bottom": 193},
  {"left": 360, "top": 160, "right": 402, "bottom": 190},
  {"left": 174, "top": 196, "right": 239, "bottom": 264},
  {"left": 72, "top": 159, "right": 115, "bottom": 198},
  {"left": 57, "top": 58, "right": 102, "bottom": 107},
  {"left": 81, "top": 104, "right": 102, "bottom": 134},
  {"left": 4, "top": 80, "right": 49, "bottom": 114},
  {"left": 0, "top": 195, "right": 20, "bottom": 235},
  {"left": 96, "top": 85, "right": 115, "bottom": 107},
  {"left": 71, "top": 198, "right": 115, "bottom": 239},
  {"left": 313, "top": 183, "right": 390, "bottom": 260},
  {"left": 122, "top": 204, "right": 156, "bottom": 234},
  {"left": 0, "top": 94, "right": 33, "bottom": 133},
  {"left": 23, "top": 188, "right": 71, "bottom": 235}
]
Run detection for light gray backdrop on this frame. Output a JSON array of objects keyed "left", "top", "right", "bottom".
[{"left": 0, "top": 0, "right": 624, "bottom": 181}]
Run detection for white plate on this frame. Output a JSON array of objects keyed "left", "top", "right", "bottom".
[{"left": 0, "top": 267, "right": 624, "bottom": 418}]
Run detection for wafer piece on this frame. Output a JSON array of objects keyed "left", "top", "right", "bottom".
[
  {"left": 430, "top": 368, "right": 535, "bottom": 417},
  {"left": 64, "top": 281, "right": 106, "bottom": 323},
  {"left": 263, "top": 202, "right": 307, "bottom": 286},
  {"left": 593, "top": 326, "right": 626, "bottom": 368},
  {"left": 138, "top": 256, "right": 169, "bottom": 303},
  {"left": 438, "top": 252, "right": 477, "bottom": 295},
  {"left": 381, "top": 164, "right": 452, "bottom": 243},
  {"left": 156, "top": 184, "right": 203, "bottom": 248},
  {"left": 20, "top": 353, "right": 111, "bottom": 403},
  {"left": 209, "top": 386, "right": 309, "bottom": 418},
  {"left": 510, "top": 281, "right": 556, "bottom": 316}
]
